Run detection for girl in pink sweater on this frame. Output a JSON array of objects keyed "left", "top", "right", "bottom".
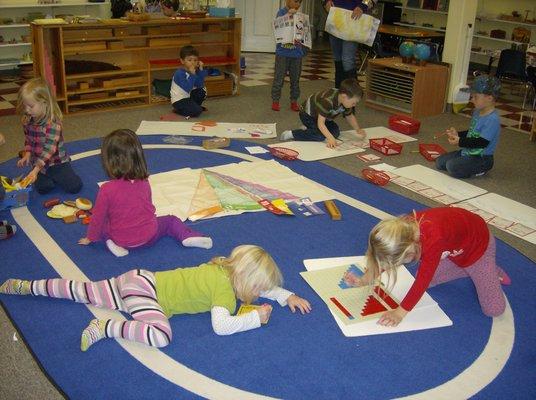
[{"left": 79, "top": 129, "right": 212, "bottom": 256}]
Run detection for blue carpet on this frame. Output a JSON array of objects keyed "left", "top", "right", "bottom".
[{"left": 0, "top": 136, "right": 534, "bottom": 399}]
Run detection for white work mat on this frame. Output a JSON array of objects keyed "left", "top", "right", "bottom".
[
  {"left": 454, "top": 193, "right": 536, "bottom": 245},
  {"left": 303, "top": 256, "right": 452, "bottom": 337},
  {"left": 136, "top": 120, "right": 277, "bottom": 139},
  {"left": 388, "top": 164, "right": 488, "bottom": 204},
  {"left": 269, "top": 126, "right": 415, "bottom": 161},
  {"left": 148, "top": 159, "right": 334, "bottom": 221}
]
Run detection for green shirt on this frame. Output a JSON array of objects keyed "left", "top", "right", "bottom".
[
  {"left": 155, "top": 263, "right": 237, "bottom": 317},
  {"left": 301, "top": 88, "right": 354, "bottom": 120}
]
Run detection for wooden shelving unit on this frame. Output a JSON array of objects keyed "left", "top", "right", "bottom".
[
  {"left": 365, "top": 57, "right": 449, "bottom": 118},
  {"left": 31, "top": 16, "right": 241, "bottom": 114}
]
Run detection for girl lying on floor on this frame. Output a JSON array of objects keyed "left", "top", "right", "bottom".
[{"left": 0, "top": 245, "right": 311, "bottom": 350}]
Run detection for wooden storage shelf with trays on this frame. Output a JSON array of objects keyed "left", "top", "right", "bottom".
[
  {"left": 365, "top": 56, "right": 449, "bottom": 118},
  {"left": 31, "top": 16, "right": 241, "bottom": 114}
]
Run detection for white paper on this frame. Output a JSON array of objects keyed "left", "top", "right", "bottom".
[
  {"left": 136, "top": 121, "right": 277, "bottom": 139},
  {"left": 245, "top": 146, "right": 269, "bottom": 154},
  {"left": 273, "top": 12, "right": 312, "bottom": 49},
  {"left": 369, "top": 163, "right": 397, "bottom": 172},
  {"left": 303, "top": 256, "right": 452, "bottom": 337},
  {"left": 325, "top": 7, "right": 380, "bottom": 46}
]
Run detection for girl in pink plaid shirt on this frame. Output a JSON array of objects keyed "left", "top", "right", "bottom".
[{"left": 17, "top": 78, "right": 82, "bottom": 194}]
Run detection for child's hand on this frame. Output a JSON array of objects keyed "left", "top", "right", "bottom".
[
  {"left": 0, "top": 133, "right": 5, "bottom": 146},
  {"left": 24, "top": 169, "right": 38, "bottom": 185},
  {"left": 377, "top": 307, "right": 408, "bottom": 327},
  {"left": 355, "top": 129, "right": 367, "bottom": 141},
  {"left": 351, "top": 6, "right": 363, "bottom": 19},
  {"left": 78, "top": 237, "right": 91, "bottom": 245},
  {"left": 343, "top": 271, "right": 365, "bottom": 287},
  {"left": 198, "top": 60, "right": 204, "bottom": 70},
  {"left": 17, "top": 152, "right": 30, "bottom": 167},
  {"left": 326, "top": 137, "right": 338, "bottom": 148},
  {"left": 257, "top": 304, "right": 273, "bottom": 324},
  {"left": 287, "top": 294, "right": 312, "bottom": 314}
]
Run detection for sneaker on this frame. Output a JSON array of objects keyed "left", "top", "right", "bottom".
[
  {"left": 280, "top": 130, "right": 294, "bottom": 141},
  {"left": 474, "top": 171, "right": 487, "bottom": 177},
  {"left": 271, "top": 101, "right": 280, "bottom": 111},
  {"left": 290, "top": 101, "right": 300, "bottom": 112}
]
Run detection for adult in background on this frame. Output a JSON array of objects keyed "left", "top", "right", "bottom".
[{"left": 323, "top": 0, "right": 377, "bottom": 88}]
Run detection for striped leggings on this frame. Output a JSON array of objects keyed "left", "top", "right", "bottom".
[{"left": 29, "top": 269, "right": 172, "bottom": 347}]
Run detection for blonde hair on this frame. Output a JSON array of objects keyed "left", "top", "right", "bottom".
[
  {"left": 366, "top": 212, "right": 421, "bottom": 290},
  {"left": 211, "top": 245, "right": 283, "bottom": 304},
  {"left": 17, "top": 77, "right": 62, "bottom": 124}
]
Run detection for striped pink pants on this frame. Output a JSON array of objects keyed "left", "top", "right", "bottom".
[
  {"left": 29, "top": 269, "right": 172, "bottom": 347},
  {"left": 429, "top": 234, "right": 506, "bottom": 317}
]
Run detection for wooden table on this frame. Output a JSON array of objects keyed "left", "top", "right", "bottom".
[{"left": 379, "top": 24, "right": 445, "bottom": 39}]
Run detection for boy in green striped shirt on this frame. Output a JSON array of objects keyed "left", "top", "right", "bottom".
[{"left": 280, "top": 78, "right": 366, "bottom": 148}]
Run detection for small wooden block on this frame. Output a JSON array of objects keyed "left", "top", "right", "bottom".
[
  {"left": 324, "top": 200, "right": 341, "bottom": 220},
  {"left": 82, "top": 216, "right": 91, "bottom": 225},
  {"left": 62, "top": 214, "right": 78, "bottom": 224},
  {"left": 202, "top": 137, "right": 230, "bottom": 150},
  {"left": 79, "top": 82, "right": 89, "bottom": 90}
]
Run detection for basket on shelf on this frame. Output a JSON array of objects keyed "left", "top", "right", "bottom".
[
  {"left": 419, "top": 143, "right": 446, "bottom": 161},
  {"left": 369, "top": 138, "right": 403, "bottom": 156},
  {"left": 269, "top": 147, "right": 299, "bottom": 161},
  {"left": 361, "top": 168, "right": 390, "bottom": 186}
]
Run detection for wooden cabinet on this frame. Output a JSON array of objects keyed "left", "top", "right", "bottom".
[
  {"left": 31, "top": 16, "right": 241, "bottom": 114},
  {"left": 0, "top": 1, "right": 109, "bottom": 70},
  {"left": 365, "top": 57, "right": 449, "bottom": 118}
]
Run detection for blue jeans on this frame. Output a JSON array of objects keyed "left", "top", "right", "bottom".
[
  {"left": 34, "top": 162, "right": 83, "bottom": 194},
  {"left": 291, "top": 112, "right": 340, "bottom": 142},
  {"left": 172, "top": 87, "right": 206, "bottom": 117},
  {"left": 329, "top": 35, "right": 359, "bottom": 72},
  {"left": 436, "top": 150, "right": 494, "bottom": 178}
]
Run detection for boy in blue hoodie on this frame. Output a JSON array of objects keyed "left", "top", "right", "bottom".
[{"left": 171, "top": 45, "right": 208, "bottom": 118}]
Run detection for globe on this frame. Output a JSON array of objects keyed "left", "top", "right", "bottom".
[
  {"left": 413, "top": 43, "right": 431, "bottom": 61},
  {"left": 399, "top": 41, "right": 415, "bottom": 58}
]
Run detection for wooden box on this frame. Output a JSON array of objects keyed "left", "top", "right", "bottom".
[
  {"left": 63, "top": 28, "right": 113, "bottom": 41},
  {"left": 100, "top": 76, "right": 144, "bottom": 88},
  {"left": 79, "top": 92, "right": 108, "bottom": 100},
  {"left": 113, "top": 28, "right": 130, "bottom": 37},
  {"left": 116, "top": 90, "right": 140, "bottom": 97},
  {"left": 202, "top": 137, "right": 230, "bottom": 149},
  {"left": 64, "top": 41, "right": 107, "bottom": 52},
  {"left": 365, "top": 57, "right": 449, "bottom": 118},
  {"left": 206, "top": 77, "right": 233, "bottom": 97}
]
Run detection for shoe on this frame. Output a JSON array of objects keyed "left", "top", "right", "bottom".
[
  {"left": 280, "top": 130, "right": 294, "bottom": 141},
  {"left": 474, "top": 171, "right": 487, "bottom": 177},
  {"left": 271, "top": 101, "right": 280, "bottom": 111},
  {"left": 290, "top": 102, "right": 300, "bottom": 112}
]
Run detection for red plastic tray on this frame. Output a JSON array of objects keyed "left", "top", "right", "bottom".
[
  {"left": 362, "top": 168, "right": 391, "bottom": 186},
  {"left": 369, "top": 138, "right": 403, "bottom": 156},
  {"left": 388, "top": 115, "right": 421, "bottom": 135},
  {"left": 269, "top": 146, "right": 299, "bottom": 160},
  {"left": 419, "top": 143, "right": 446, "bottom": 161}
]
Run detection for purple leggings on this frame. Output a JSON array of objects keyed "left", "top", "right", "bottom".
[
  {"left": 429, "top": 234, "right": 506, "bottom": 317},
  {"left": 128, "top": 215, "right": 203, "bottom": 249}
]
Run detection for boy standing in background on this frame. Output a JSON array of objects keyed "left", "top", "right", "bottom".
[
  {"left": 171, "top": 45, "right": 208, "bottom": 118},
  {"left": 271, "top": 0, "right": 306, "bottom": 112}
]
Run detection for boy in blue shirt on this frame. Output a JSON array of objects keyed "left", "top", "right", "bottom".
[
  {"left": 171, "top": 45, "right": 208, "bottom": 118},
  {"left": 271, "top": 0, "right": 306, "bottom": 112},
  {"left": 436, "top": 75, "right": 502, "bottom": 178}
]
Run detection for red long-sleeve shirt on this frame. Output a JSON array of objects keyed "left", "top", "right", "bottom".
[{"left": 400, "top": 207, "right": 490, "bottom": 311}]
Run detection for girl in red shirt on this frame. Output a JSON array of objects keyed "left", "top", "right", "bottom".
[{"left": 345, "top": 207, "right": 510, "bottom": 327}]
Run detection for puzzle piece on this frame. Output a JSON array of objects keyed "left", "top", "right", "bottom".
[{"left": 338, "top": 264, "right": 364, "bottom": 289}]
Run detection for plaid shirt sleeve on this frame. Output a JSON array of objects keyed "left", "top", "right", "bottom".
[{"left": 23, "top": 124, "right": 32, "bottom": 153}]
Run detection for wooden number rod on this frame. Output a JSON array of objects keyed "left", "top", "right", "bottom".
[{"left": 324, "top": 200, "right": 341, "bottom": 220}]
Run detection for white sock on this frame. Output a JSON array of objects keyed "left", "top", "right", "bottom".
[
  {"left": 280, "top": 130, "right": 294, "bottom": 141},
  {"left": 182, "top": 236, "right": 213, "bottom": 249},
  {"left": 106, "top": 239, "right": 129, "bottom": 257}
]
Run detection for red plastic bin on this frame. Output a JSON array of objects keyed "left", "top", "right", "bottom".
[
  {"left": 419, "top": 143, "right": 446, "bottom": 161},
  {"left": 369, "top": 138, "right": 403, "bottom": 156},
  {"left": 388, "top": 115, "right": 421, "bottom": 135}
]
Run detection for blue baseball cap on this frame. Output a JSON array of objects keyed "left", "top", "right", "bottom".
[{"left": 463, "top": 75, "right": 501, "bottom": 98}]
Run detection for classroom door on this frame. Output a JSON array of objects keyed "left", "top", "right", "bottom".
[{"left": 235, "top": 0, "right": 281, "bottom": 52}]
